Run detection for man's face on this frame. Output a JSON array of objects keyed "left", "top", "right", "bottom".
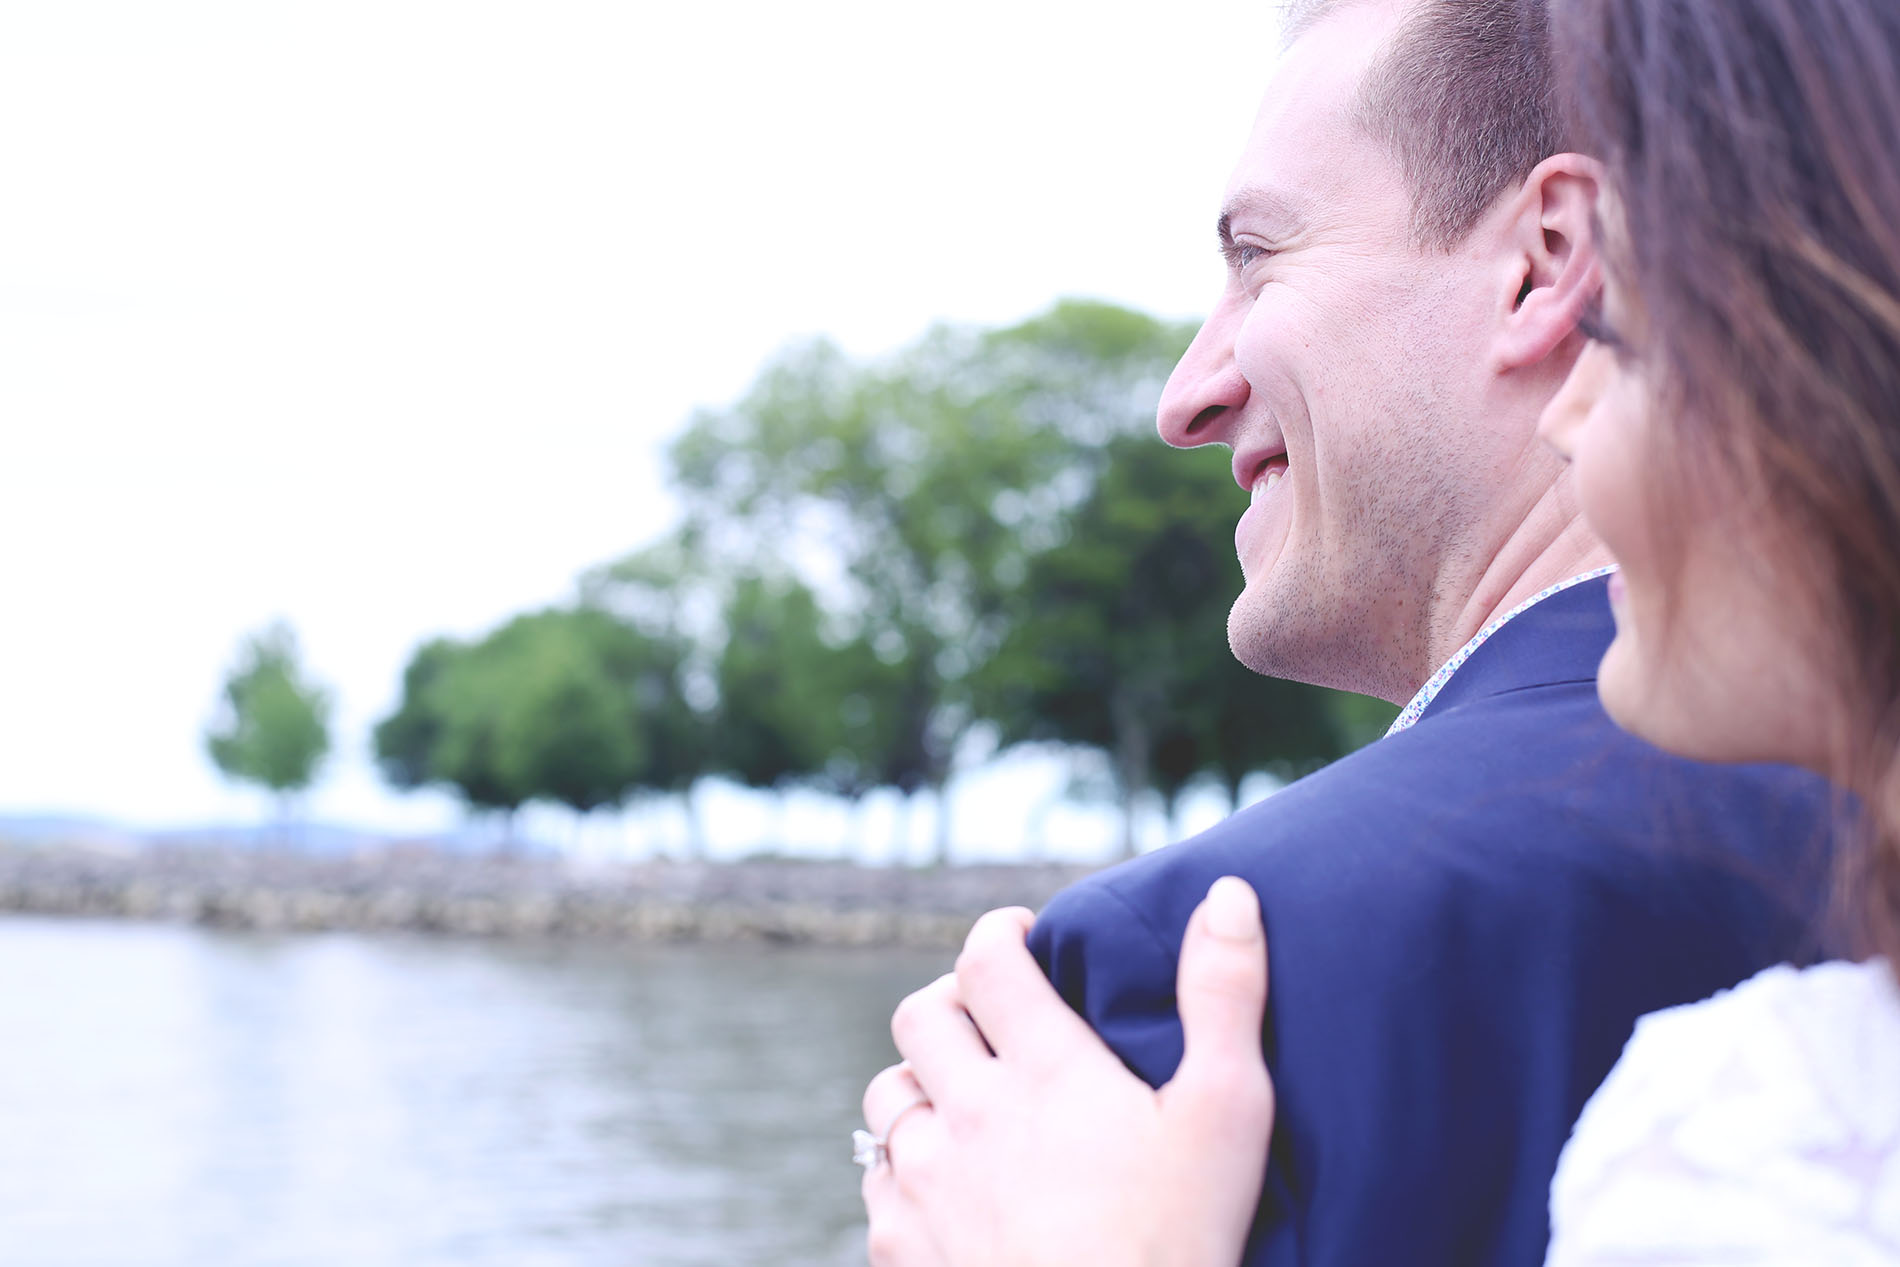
[{"left": 1158, "top": 2, "right": 1515, "bottom": 699}]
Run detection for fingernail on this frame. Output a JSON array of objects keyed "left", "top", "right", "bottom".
[{"left": 1203, "top": 876, "right": 1260, "bottom": 941}]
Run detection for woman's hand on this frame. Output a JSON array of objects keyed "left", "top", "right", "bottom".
[{"left": 859, "top": 876, "right": 1274, "bottom": 1267}]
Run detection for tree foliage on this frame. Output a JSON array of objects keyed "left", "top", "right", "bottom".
[
  {"left": 704, "top": 570, "right": 915, "bottom": 806},
  {"left": 205, "top": 621, "right": 333, "bottom": 809},
  {"left": 666, "top": 300, "right": 1196, "bottom": 860},
  {"left": 978, "top": 434, "right": 1354, "bottom": 856},
  {"left": 373, "top": 637, "right": 462, "bottom": 794},
  {"left": 372, "top": 605, "right": 707, "bottom": 841},
  {"left": 709, "top": 574, "right": 836, "bottom": 792},
  {"left": 374, "top": 298, "right": 1395, "bottom": 861}
]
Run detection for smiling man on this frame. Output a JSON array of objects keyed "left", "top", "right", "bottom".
[
  {"left": 1186, "top": 0, "right": 1607, "bottom": 705},
  {"left": 859, "top": 1, "right": 1835, "bottom": 1265}
]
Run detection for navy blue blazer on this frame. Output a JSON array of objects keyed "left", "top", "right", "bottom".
[{"left": 1029, "top": 578, "right": 1833, "bottom": 1267}]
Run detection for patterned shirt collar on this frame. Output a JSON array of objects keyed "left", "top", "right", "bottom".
[{"left": 1385, "top": 566, "right": 1618, "bottom": 737}]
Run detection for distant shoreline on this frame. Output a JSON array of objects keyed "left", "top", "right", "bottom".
[{"left": 0, "top": 842, "right": 1097, "bottom": 949}]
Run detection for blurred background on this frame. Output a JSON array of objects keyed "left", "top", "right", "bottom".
[{"left": 0, "top": 1, "right": 1393, "bottom": 1263}]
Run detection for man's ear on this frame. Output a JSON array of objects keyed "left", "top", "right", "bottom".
[{"left": 1491, "top": 153, "right": 1603, "bottom": 371}]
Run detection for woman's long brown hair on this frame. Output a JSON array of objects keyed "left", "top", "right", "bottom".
[{"left": 1553, "top": 0, "right": 1900, "bottom": 962}]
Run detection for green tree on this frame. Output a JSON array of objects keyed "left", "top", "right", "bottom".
[
  {"left": 491, "top": 612, "right": 645, "bottom": 819},
  {"left": 697, "top": 570, "right": 923, "bottom": 856},
  {"left": 375, "top": 605, "right": 707, "bottom": 852},
  {"left": 579, "top": 540, "right": 720, "bottom": 854},
  {"left": 707, "top": 573, "right": 841, "bottom": 845},
  {"left": 711, "top": 574, "right": 835, "bottom": 790},
  {"left": 668, "top": 300, "right": 1192, "bottom": 862},
  {"left": 420, "top": 626, "right": 536, "bottom": 837},
  {"left": 979, "top": 434, "right": 1352, "bottom": 857},
  {"left": 205, "top": 621, "right": 333, "bottom": 832},
  {"left": 373, "top": 636, "right": 464, "bottom": 792}
]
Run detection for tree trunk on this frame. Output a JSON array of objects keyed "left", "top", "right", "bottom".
[
  {"left": 930, "top": 777, "right": 952, "bottom": 867},
  {"left": 1109, "top": 794, "right": 1140, "bottom": 862},
  {"left": 892, "top": 792, "right": 913, "bottom": 865},
  {"left": 1112, "top": 694, "right": 1152, "bottom": 861},
  {"left": 775, "top": 788, "right": 792, "bottom": 858},
  {"left": 1024, "top": 796, "right": 1048, "bottom": 865},
  {"left": 934, "top": 784, "right": 953, "bottom": 867},
  {"left": 680, "top": 783, "right": 707, "bottom": 860},
  {"left": 844, "top": 796, "right": 866, "bottom": 863}
]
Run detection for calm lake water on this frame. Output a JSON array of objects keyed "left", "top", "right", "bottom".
[{"left": 0, "top": 915, "right": 946, "bottom": 1267}]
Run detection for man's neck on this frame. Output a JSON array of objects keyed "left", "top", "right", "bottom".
[{"left": 1424, "top": 492, "right": 1613, "bottom": 685}]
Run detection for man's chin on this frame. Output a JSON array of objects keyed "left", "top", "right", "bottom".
[
  {"left": 1226, "top": 571, "right": 1376, "bottom": 693},
  {"left": 1227, "top": 580, "right": 1305, "bottom": 681}
]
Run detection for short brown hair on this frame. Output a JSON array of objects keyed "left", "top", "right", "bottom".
[
  {"left": 1283, "top": 0, "right": 1564, "bottom": 248},
  {"left": 1555, "top": 0, "right": 1900, "bottom": 960}
]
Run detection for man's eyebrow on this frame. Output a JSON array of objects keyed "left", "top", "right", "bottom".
[{"left": 1217, "top": 187, "right": 1306, "bottom": 248}]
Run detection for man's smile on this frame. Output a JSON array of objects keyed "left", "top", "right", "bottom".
[
  {"left": 1249, "top": 457, "right": 1288, "bottom": 504},
  {"left": 1234, "top": 451, "right": 1292, "bottom": 568}
]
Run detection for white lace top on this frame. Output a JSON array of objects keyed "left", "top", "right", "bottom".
[{"left": 1547, "top": 960, "right": 1900, "bottom": 1266}]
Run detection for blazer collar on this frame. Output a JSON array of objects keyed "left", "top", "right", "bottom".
[{"left": 1418, "top": 575, "right": 1616, "bottom": 722}]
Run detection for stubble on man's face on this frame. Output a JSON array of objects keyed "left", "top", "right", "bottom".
[
  {"left": 1225, "top": 364, "right": 1482, "bottom": 700},
  {"left": 1207, "top": 5, "right": 1496, "bottom": 702}
]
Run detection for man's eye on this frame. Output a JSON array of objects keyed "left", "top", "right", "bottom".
[{"left": 1221, "top": 242, "right": 1273, "bottom": 272}]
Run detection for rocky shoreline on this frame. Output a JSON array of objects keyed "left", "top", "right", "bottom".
[{"left": 0, "top": 843, "right": 1100, "bottom": 948}]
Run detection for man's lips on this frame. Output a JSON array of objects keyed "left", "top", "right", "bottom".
[
  {"left": 1235, "top": 453, "right": 1291, "bottom": 562},
  {"left": 1249, "top": 455, "right": 1289, "bottom": 503},
  {"left": 1232, "top": 445, "right": 1289, "bottom": 493}
]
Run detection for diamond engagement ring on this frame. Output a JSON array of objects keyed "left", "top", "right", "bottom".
[{"left": 852, "top": 1095, "right": 931, "bottom": 1170}]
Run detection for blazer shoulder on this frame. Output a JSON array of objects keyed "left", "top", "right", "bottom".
[
  {"left": 1042, "top": 681, "right": 1596, "bottom": 928},
  {"left": 1034, "top": 677, "right": 1827, "bottom": 981}
]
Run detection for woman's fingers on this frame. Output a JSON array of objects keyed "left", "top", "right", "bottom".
[
  {"left": 861, "top": 1078, "right": 951, "bottom": 1267},
  {"left": 859, "top": 881, "right": 1276, "bottom": 1267},
  {"left": 954, "top": 907, "right": 1096, "bottom": 1070},
  {"left": 862, "top": 1061, "right": 929, "bottom": 1136},
  {"left": 891, "top": 972, "right": 991, "bottom": 1100},
  {"left": 1163, "top": 876, "right": 1275, "bottom": 1188},
  {"left": 1175, "top": 877, "right": 1270, "bottom": 1060}
]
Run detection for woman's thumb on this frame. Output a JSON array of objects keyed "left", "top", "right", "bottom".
[{"left": 1165, "top": 877, "right": 1275, "bottom": 1159}]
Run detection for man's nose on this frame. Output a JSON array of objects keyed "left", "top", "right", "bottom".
[{"left": 1157, "top": 302, "right": 1250, "bottom": 449}]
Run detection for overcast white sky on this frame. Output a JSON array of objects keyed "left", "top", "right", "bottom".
[{"left": 0, "top": 0, "right": 1275, "bottom": 857}]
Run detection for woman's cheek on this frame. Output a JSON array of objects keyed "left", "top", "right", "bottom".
[{"left": 1571, "top": 385, "right": 1679, "bottom": 740}]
